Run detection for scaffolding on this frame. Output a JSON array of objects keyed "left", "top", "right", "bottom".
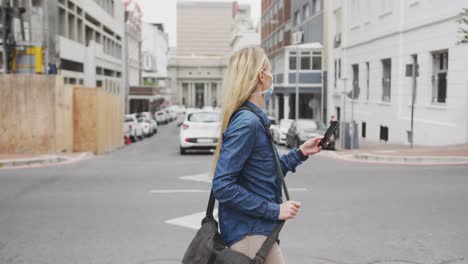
[{"left": 0, "top": 0, "right": 49, "bottom": 74}]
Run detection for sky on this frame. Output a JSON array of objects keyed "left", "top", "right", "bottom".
[{"left": 136, "top": 0, "right": 261, "bottom": 47}]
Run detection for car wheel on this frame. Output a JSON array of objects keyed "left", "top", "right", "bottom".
[
  {"left": 155, "top": 129, "right": 158, "bottom": 134},
  {"left": 180, "top": 146, "right": 186, "bottom": 155}
]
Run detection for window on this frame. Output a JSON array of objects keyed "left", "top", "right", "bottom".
[
  {"left": 279, "top": 0, "right": 283, "bottom": 9},
  {"left": 303, "top": 4, "right": 310, "bottom": 19},
  {"left": 381, "top": 58, "right": 391, "bottom": 102},
  {"left": 301, "top": 52, "right": 311, "bottom": 70},
  {"left": 312, "top": 53, "right": 322, "bottom": 70},
  {"left": 366, "top": 62, "right": 370, "bottom": 100},
  {"left": 352, "top": 64, "right": 359, "bottom": 99},
  {"left": 432, "top": 51, "right": 448, "bottom": 103},
  {"left": 294, "top": 11, "right": 300, "bottom": 26},
  {"left": 314, "top": 0, "right": 321, "bottom": 13},
  {"left": 338, "top": 58, "right": 341, "bottom": 79},
  {"left": 289, "top": 52, "right": 297, "bottom": 70},
  {"left": 334, "top": 60, "right": 337, "bottom": 88},
  {"left": 279, "top": 28, "right": 284, "bottom": 42}
]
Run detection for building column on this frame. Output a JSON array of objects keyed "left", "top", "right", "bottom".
[
  {"left": 188, "top": 83, "right": 193, "bottom": 108},
  {"left": 192, "top": 83, "right": 196, "bottom": 108},
  {"left": 284, "top": 94, "right": 290, "bottom": 120},
  {"left": 207, "top": 83, "right": 211, "bottom": 106},
  {"left": 204, "top": 82, "right": 208, "bottom": 107}
]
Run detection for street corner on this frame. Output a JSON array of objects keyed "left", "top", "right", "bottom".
[{"left": 0, "top": 152, "right": 95, "bottom": 170}]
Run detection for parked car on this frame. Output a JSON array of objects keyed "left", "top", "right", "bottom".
[
  {"left": 164, "top": 109, "right": 174, "bottom": 122},
  {"left": 285, "top": 119, "right": 328, "bottom": 149},
  {"left": 136, "top": 112, "right": 158, "bottom": 134},
  {"left": 267, "top": 115, "right": 277, "bottom": 140},
  {"left": 137, "top": 117, "right": 153, "bottom": 137},
  {"left": 124, "top": 114, "right": 143, "bottom": 142},
  {"left": 272, "top": 119, "right": 293, "bottom": 145},
  {"left": 155, "top": 110, "right": 168, "bottom": 125},
  {"left": 178, "top": 110, "right": 221, "bottom": 155}
]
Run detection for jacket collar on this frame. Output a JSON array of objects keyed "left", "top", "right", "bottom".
[{"left": 243, "top": 101, "right": 270, "bottom": 127}]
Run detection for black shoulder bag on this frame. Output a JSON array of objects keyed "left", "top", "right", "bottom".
[{"left": 182, "top": 106, "right": 291, "bottom": 264}]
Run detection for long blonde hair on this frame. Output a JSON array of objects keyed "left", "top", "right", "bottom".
[{"left": 211, "top": 46, "right": 270, "bottom": 175}]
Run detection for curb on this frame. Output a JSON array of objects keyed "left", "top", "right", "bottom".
[
  {"left": 353, "top": 153, "right": 468, "bottom": 165},
  {"left": 0, "top": 152, "right": 94, "bottom": 169},
  {"left": 318, "top": 151, "right": 468, "bottom": 166}
]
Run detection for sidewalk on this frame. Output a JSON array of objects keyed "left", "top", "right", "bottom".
[
  {"left": 324, "top": 140, "right": 468, "bottom": 165},
  {"left": 0, "top": 152, "right": 94, "bottom": 169}
]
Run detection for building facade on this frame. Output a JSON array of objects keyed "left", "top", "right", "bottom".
[
  {"left": 327, "top": 0, "right": 468, "bottom": 146},
  {"left": 127, "top": 22, "right": 170, "bottom": 114},
  {"left": 261, "top": 0, "right": 325, "bottom": 122},
  {"left": 230, "top": 2, "right": 261, "bottom": 52},
  {"left": 55, "top": 0, "right": 125, "bottom": 96},
  {"left": 168, "top": 1, "right": 232, "bottom": 108}
]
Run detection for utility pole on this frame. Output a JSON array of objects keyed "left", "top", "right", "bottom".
[{"left": 295, "top": 43, "right": 300, "bottom": 120}]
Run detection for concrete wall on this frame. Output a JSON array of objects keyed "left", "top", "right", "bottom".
[{"left": 0, "top": 75, "right": 73, "bottom": 154}]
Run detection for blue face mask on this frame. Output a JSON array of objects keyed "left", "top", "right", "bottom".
[{"left": 263, "top": 71, "right": 274, "bottom": 104}]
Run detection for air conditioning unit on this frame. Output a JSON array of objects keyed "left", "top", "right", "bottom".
[{"left": 334, "top": 33, "right": 341, "bottom": 48}]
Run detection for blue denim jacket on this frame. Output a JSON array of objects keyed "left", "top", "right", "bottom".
[{"left": 212, "top": 101, "right": 304, "bottom": 247}]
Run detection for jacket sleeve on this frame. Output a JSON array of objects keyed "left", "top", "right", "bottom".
[
  {"left": 212, "top": 119, "right": 280, "bottom": 221},
  {"left": 274, "top": 147, "right": 304, "bottom": 177}
]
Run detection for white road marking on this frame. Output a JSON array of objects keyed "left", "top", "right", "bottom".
[
  {"left": 150, "top": 189, "right": 209, "bottom": 193},
  {"left": 179, "top": 173, "right": 212, "bottom": 183},
  {"left": 165, "top": 209, "right": 219, "bottom": 230}
]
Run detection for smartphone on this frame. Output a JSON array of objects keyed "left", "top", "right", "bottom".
[{"left": 319, "top": 121, "right": 339, "bottom": 148}]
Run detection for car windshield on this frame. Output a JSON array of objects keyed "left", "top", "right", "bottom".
[
  {"left": 157, "top": 112, "right": 164, "bottom": 116},
  {"left": 125, "top": 117, "right": 134, "bottom": 122},
  {"left": 188, "top": 112, "right": 220, "bottom": 123},
  {"left": 297, "top": 120, "right": 326, "bottom": 131},
  {"left": 137, "top": 118, "right": 145, "bottom": 122}
]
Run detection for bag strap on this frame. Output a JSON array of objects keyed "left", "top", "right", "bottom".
[{"left": 205, "top": 105, "right": 291, "bottom": 263}]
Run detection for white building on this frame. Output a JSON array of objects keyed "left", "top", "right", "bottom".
[
  {"left": 141, "top": 22, "right": 169, "bottom": 89},
  {"left": 168, "top": 1, "right": 233, "bottom": 108},
  {"left": 230, "top": 2, "right": 260, "bottom": 52},
  {"left": 124, "top": 0, "right": 142, "bottom": 87},
  {"left": 327, "top": 0, "right": 468, "bottom": 146},
  {"left": 55, "top": 0, "right": 125, "bottom": 96}
]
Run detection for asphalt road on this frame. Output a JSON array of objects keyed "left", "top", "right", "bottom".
[{"left": 0, "top": 122, "right": 467, "bottom": 264}]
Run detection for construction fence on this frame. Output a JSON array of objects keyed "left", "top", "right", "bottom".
[{"left": 0, "top": 74, "right": 124, "bottom": 154}]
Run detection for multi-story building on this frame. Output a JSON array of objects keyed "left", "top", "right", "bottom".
[
  {"left": 123, "top": 0, "right": 142, "bottom": 113},
  {"left": 230, "top": 2, "right": 260, "bottom": 52},
  {"left": 261, "top": 0, "right": 325, "bottom": 122},
  {"left": 127, "top": 22, "right": 170, "bottom": 114},
  {"left": 55, "top": 0, "right": 125, "bottom": 96},
  {"left": 327, "top": 0, "right": 468, "bottom": 146},
  {"left": 1, "top": 0, "right": 125, "bottom": 98},
  {"left": 141, "top": 23, "right": 169, "bottom": 88},
  {"left": 168, "top": 1, "right": 232, "bottom": 108}
]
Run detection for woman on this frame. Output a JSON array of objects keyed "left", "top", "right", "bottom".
[{"left": 212, "top": 46, "right": 323, "bottom": 263}]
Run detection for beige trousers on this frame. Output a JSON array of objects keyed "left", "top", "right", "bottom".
[{"left": 229, "top": 235, "right": 286, "bottom": 264}]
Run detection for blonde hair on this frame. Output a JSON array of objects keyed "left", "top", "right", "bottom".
[{"left": 211, "top": 46, "right": 270, "bottom": 175}]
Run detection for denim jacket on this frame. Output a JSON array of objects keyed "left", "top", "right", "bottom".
[{"left": 212, "top": 101, "right": 304, "bottom": 247}]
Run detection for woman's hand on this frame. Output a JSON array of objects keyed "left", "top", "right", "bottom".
[
  {"left": 299, "top": 136, "right": 324, "bottom": 156},
  {"left": 279, "top": 201, "right": 302, "bottom": 220}
]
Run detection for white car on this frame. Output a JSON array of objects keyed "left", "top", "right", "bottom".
[
  {"left": 267, "top": 115, "right": 277, "bottom": 140},
  {"left": 273, "top": 119, "right": 294, "bottom": 145},
  {"left": 138, "top": 117, "right": 154, "bottom": 137},
  {"left": 124, "top": 114, "right": 143, "bottom": 141},
  {"left": 155, "top": 110, "right": 168, "bottom": 124},
  {"left": 137, "top": 112, "right": 158, "bottom": 134},
  {"left": 179, "top": 110, "right": 221, "bottom": 155}
]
